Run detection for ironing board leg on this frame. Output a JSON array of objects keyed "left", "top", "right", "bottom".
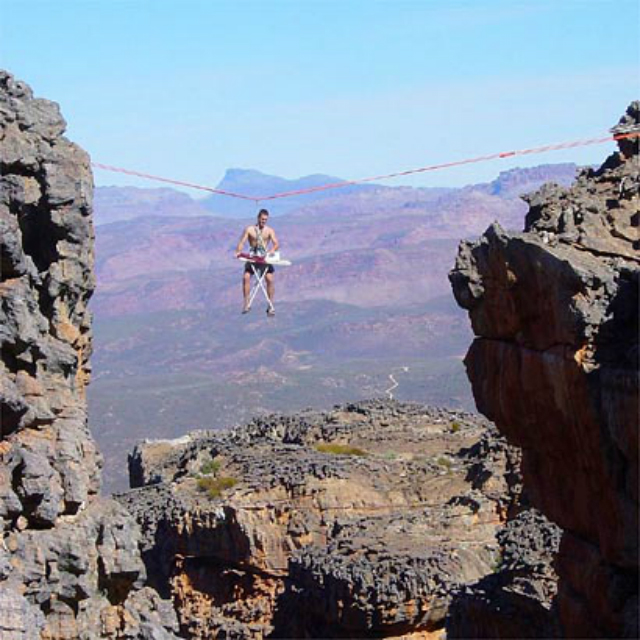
[{"left": 248, "top": 264, "right": 275, "bottom": 311}]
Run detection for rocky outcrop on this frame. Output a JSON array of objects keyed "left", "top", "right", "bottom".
[
  {"left": 447, "top": 508, "right": 562, "bottom": 638},
  {"left": 446, "top": 433, "right": 563, "bottom": 638},
  {"left": 0, "top": 70, "right": 178, "bottom": 638},
  {"left": 119, "top": 400, "right": 553, "bottom": 638},
  {"left": 450, "top": 102, "right": 639, "bottom": 638}
]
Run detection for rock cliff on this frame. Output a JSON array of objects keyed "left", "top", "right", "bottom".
[
  {"left": 450, "top": 102, "right": 639, "bottom": 638},
  {"left": 119, "top": 400, "right": 558, "bottom": 638},
  {"left": 4, "top": 68, "right": 611, "bottom": 639},
  {"left": 0, "top": 71, "right": 178, "bottom": 638}
]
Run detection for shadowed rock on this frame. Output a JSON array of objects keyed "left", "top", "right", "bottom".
[
  {"left": 0, "top": 70, "right": 178, "bottom": 638},
  {"left": 450, "top": 101, "right": 639, "bottom": 638}
]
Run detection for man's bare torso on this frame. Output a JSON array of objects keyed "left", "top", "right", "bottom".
[{"left": 247, "top": 224, "right": 275, "bottom": 250}]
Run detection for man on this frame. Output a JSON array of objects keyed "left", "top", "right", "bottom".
[{"left": 235, "top": 209, "right": 279, "bottom": 316}]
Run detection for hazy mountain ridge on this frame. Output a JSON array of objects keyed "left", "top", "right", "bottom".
[
  {"left": 477, "top": 162, "right": 578, "bottom": 196},
  {"left": 94, "top": 162, "right": 577, "bottom": 224},
  {"left": 205, "top": 167, "right": 382, "bottom": 217},
  {"left": 94, "top": 185, "right": 211, "bottom": 224}
]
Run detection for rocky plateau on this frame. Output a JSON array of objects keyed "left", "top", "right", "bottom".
[{"left": 120, "top": 400, "right": 556, "bottom": 639}]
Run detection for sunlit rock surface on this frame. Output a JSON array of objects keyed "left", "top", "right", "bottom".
[{"left": 119, "top": 400, "right": 556, "bottom": 638}]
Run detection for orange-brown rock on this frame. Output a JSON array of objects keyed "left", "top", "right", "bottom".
[
  {"left": 119, "top": 401, "right": 555, "bottom": 638},
  {"left": 450, "top": 102, "right": 639, "bottom": 638}
]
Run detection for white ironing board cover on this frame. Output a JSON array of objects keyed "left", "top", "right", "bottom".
[{"left": 238, "top": 256, "right": 292, "bottom": 267}]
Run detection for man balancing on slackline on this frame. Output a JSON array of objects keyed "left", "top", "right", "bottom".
[{"left": 235, "top": 208, "right": 280, "bottom": 316}]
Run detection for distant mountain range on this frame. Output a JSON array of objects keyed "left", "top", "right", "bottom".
[
  {"left": 480, "top": 163, "right": 583, "bottom": 197},
  {"left": 95, "top": 163, "right": 578, "bottom": 223},
  {"left": 90, "top": 162, "right": 580, "bottom": 491},
  {"left": 93, "top": 186, "right": 209, "bottom": 224}
]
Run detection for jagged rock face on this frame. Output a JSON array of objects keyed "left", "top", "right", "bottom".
[
  {"left": 447, "top": 508, "right": 562, "bottom": 639},
  {"left": 119, "top": 400, "right": 548, "bottom": 639},
  {"left": 0, "top": 71, "right": 178, "bottom": 638},
  {"left": 448, "top": 436, "right": 563, "bottom": 639},
  {"left": 450, "top": 102, "right": 639, "bottom": 638},
  {"left": 1, "top": 71, "right": 98, "bottom": 518}
]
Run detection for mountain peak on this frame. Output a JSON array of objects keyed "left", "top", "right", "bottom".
[
  {"left": 222, "top": 167, "right": 271, "bottom": 181},
  {"left": 217, "top": 167, "right": 342, "bottom": 192},
  {"left": 207, "top": 167, "right": 373, "bottom": 217}
]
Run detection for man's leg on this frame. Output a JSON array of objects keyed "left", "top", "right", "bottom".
[
  {"left": 265, "top": 272, "right": 275, "bottom": 315},
  {"left": 242, "top": 271, "right": 251, "bottom": 312}
]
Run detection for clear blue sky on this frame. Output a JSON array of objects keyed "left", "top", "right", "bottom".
[{"left": 1, "top": 0, "right": 638, "bottom": 193}]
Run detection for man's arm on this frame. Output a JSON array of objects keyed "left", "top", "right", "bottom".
[
  {"left": 235, "top": 226, "right": 250, "bottom": 257},
  {"left": 268, "top": 229, "right": 279, "bottom": 254}
]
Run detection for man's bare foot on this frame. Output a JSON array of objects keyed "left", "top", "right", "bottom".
[{"left": 242, "top": 303, "right": 251, "bottom": 314}]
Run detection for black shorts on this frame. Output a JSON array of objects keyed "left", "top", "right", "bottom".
[{"left": 244, "top": 262, "right": 274, "bottom": 275}]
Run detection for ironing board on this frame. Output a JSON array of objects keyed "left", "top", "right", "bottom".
[{"left": 237, "top": 253, "right": 292, "bottom": 314}]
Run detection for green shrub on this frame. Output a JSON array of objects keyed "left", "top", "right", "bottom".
[
  {"left": 197, "top": 476, "right": 238, "bottom": 498},
  {"left": 315, "top": 443, "right": 367, "bottom": 456},
  {"left": 450, "top": 421, "right": 461, "bottom": 433},
  {"left": 199, "top": 459, "right": 221, "bottom": 476},
  {"left": 436, "top": 456, "right": 452, "bottom": 469},
  {"left": 492, "top": 550, "right": 504, "bottom": 572}
]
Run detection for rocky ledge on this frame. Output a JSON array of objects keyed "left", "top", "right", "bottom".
[
  {"left": 118, "top": 400, "right": 559, "bottom": 638},
  {"left": 0, "top": 70, "right": 178, "bottom": 638},
  {"left": 450, "top": 102, "right": 639, "bottom": 638}
]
